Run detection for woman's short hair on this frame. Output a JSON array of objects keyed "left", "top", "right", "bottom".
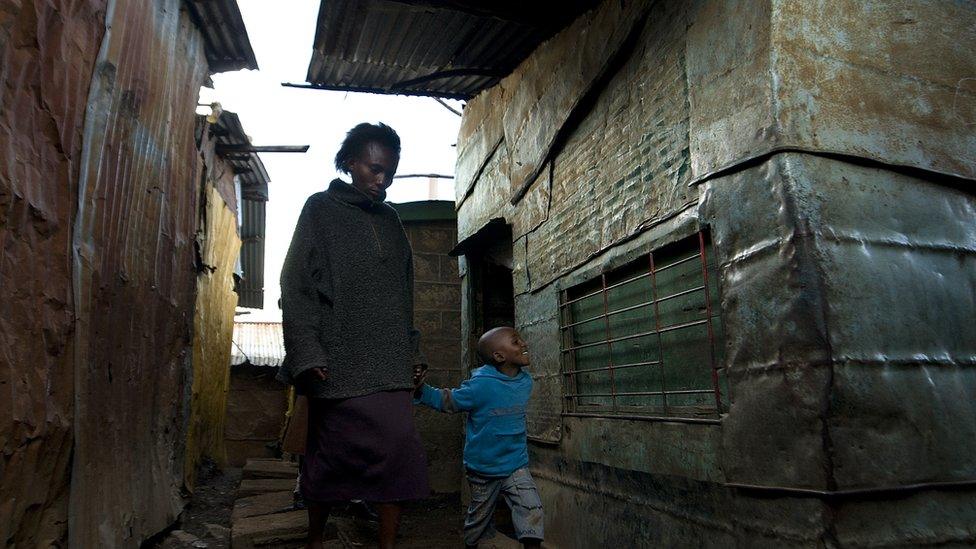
[{"left": 334, "top": 122, "right": 401, "bottom": 173}]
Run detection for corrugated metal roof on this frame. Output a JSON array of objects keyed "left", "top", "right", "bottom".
[
  {"left": 184, "top": 0, "right": 259, "bottom": 73},
  {"left": 238, "top": 198, "right": 266, "bottom": 308},
  {"left": 305, "top": 0, "right": 599, "bottom": 99},
  {"left": 231, "top": 321, "right": 284, "bottom": 367},
  {"left": 213, "top": 111, "right": 271, "bottom": 201}
]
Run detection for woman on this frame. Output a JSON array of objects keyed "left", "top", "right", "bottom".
[{"left": 278, "top": 122, "right": 429, "bottom": 549}]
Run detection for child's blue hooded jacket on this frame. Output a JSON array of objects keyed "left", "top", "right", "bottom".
[{"left": 415, "top": 365, "right": 532, "bottom": 477}]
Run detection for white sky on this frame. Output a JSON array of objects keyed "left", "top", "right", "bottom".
[{"left": 199, "top": 0, "right": 464, "bottom": 322}]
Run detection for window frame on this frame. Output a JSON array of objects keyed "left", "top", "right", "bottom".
[{"left": 558, "top": 231, "right": 726, "bottom": 423}]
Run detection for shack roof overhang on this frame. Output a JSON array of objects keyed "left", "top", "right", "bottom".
[
  {"left": 304, "top": 0, "right": 600, "bottom": 99},
  {"left": 211, "top": 111, "right": 272, "bottom": 201},
  {"left": 184, "top": 0, "right": 259, "bottom": 73}
]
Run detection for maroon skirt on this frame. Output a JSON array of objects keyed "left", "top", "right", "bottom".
[{"left": 301, "top": 390, "right": 430, "bottom": 503}]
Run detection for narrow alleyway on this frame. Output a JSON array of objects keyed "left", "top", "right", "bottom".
[{"left": 153, "top": 459, "right": 521, "bottom": 548}]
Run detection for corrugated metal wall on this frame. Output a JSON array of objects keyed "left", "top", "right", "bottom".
[
  {"left": 238, "top": 198, "right": 266, "bottom": 308},
  {"left": 0, "top": 0, "right": 232, "bottom": 546},
  {"left": 68, "top": 0, "right": 211, "bottom": 545},
  {"left": 454, "top": 0, "right": 976, "bottom": 545}
]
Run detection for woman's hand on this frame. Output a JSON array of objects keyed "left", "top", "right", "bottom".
[
  {"left": 412, "top": 364, "right": 428, "bottom": 398},
  {"left": 300, "top": 367, "right": 328, "bottom": 383}
]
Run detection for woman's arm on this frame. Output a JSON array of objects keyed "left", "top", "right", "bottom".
[{"left": 279, "top": 197, "right": 331, "bottom": 385}]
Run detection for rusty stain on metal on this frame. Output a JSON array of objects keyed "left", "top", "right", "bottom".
[
  {"left": 68, "top": 1, "right": 212, "bottom": 545},
  {"left": 0, "top": 0, "right": 257, "bottom": 546},
  {"left": 0, "top": 1, "right": 109, "bottom": 545}
]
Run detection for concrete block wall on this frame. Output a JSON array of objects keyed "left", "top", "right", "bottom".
[
  {"left": 404, "top": 219, "right": 464, "bottom": 494},
  {"left": 455, "top": 0, "right": 976, "bottom": 545}
]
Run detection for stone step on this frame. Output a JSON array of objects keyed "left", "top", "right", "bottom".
[
  {"left": 231, "top": 509, "right": 307, "bottom": 548},
  {"left": 237, "top": 478, "right": 296, "bottom": 498},
  {"left": 232, "top": 491, "right": 296, "bottom": 522},
  {"left": 242, "top": 459, "right": 299, "bottom": 480},
  {"left": 231, "top": 510, "right": 343, "bottom": 549}
]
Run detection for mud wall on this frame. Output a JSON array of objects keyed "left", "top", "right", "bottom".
[
  {"left": 0, "top": 0, "right": 224, "bottom": 546},
  {"left": 455, "top": 0, "right": 976, "bottom": 545},
  {"left": 185, "top": 176, "right": 241, "bottom": 484}
]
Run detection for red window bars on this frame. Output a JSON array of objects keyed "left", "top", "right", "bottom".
[{"left": 558, "top": 232, "right": 726, "bottom": 423}]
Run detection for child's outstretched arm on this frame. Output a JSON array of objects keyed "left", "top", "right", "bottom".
[{"left": 414, "top": 377, "right": 481, "bottom": 413}]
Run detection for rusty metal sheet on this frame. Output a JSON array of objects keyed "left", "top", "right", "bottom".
[
  {"left": 502, "top": 0, "right": 649, "bottom": 204},
  {"left": 184, "top": 183, "right": 241, "bottom": 487},
  {"left": 456, "top": 138, "right": 514, "bottom": 241},
  {"left": 521, "top": 0, "right": 695, "bottom": 292},
  {"left": 686, "top": 0, "right": 776, "bottom": 181},
  {"left": 700, "top": 151, "right": 976, "bottom": 491},
  {"left": 0, "top": 1, "right": 107, "bottom": 546},
  {"left": 458, "top": 0, "right": 696, "bottom": 290},
  {"left": 68, "top": 1, "right": 210, "bottom": 546},
  {"left": 688, "top": 0, "right": 976, "bottom": 183},
  {"left": 454, "top": 81, "right": 506, "bottom": 206},
  {"left": 769, "top": 0, "right": 976, "bottom": 180}
]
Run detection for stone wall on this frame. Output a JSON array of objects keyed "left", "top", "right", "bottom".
[{"left": 455, "top": 0, "right": 976, "bottom": 545}]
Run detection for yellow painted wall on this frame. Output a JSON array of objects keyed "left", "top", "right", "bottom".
[{"left": 184, "top": 183, "right": 241, "bottom": 488}]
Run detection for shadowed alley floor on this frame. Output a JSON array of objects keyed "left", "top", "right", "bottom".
[{"left": 153, "top": 459, "right": 521, "bottom": 548}]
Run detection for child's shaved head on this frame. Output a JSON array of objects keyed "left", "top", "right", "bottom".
[{"left": 477, "top": 327, "right": 515, "bottom": 364}]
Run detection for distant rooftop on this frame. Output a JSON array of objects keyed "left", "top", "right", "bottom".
[{"left": 231, "top": 321, "right": 284, "bottom": 368}]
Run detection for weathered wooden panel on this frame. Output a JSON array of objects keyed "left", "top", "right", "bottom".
[
  {"left": 69, "top": 1, "right": 209, "bottom": 546},
  {"left": 0, "top": 1, "right": 107, "bottom": 546},
  {"left": 185, "top": 183, "right": 241, "bottom": 485}
]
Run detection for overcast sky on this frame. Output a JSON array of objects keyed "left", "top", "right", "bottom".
[{"left": 199, "top": 0, "right": 464, "bottom": 322}]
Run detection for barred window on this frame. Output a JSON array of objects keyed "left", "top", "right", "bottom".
[{"left": 558, "top": 232, "right": 726, "bottom": 420}]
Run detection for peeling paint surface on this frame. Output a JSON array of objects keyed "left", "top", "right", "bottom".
[{"left": 185, "top": 182, "right": 241, "bottom": 487}]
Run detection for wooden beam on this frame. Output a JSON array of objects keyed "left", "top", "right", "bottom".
[{"left": 215, "top": 144, "right": 309, "bottom": 154}]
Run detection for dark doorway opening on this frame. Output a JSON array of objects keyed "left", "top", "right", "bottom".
[{"left": 458, "top": 222, "right": 515, "bottom": 369}]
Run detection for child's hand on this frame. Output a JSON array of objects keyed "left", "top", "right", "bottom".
[{"left": 412, "top": 363, "right": 428, "bottom": 397}]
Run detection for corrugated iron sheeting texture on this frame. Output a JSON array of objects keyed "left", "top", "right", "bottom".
[
  {"left": 184, "top": 0, "right": 258, "bottom": 73},
  {"left": 238, "top": 198, "right": 265, "bottom": 308},
  {"left": 185, "top": 183, "right": 240, "bottom": 485},
  {"left": 68, "top": 1, "right": 210, "bottom": 546},
  {"left": 231, "top": 322, "right": 285, "bottom": 367},
  {"left": 0, "top": 1, "right": 108, "bottom": 546},
  {"left": 306, "top": 0, "right": 598, "bottom": 99}
]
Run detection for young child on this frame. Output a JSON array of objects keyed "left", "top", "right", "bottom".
[{"left": 413, "top": 326, "right": 544, "bottom": 549}]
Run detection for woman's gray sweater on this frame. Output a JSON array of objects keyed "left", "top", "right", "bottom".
[{"left": 277, "top": 179, "right": 424, "bottom": 399}]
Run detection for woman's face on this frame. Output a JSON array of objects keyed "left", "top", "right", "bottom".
[{"left": 347, "top": 141, "right": 399, "bottom": 201}]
